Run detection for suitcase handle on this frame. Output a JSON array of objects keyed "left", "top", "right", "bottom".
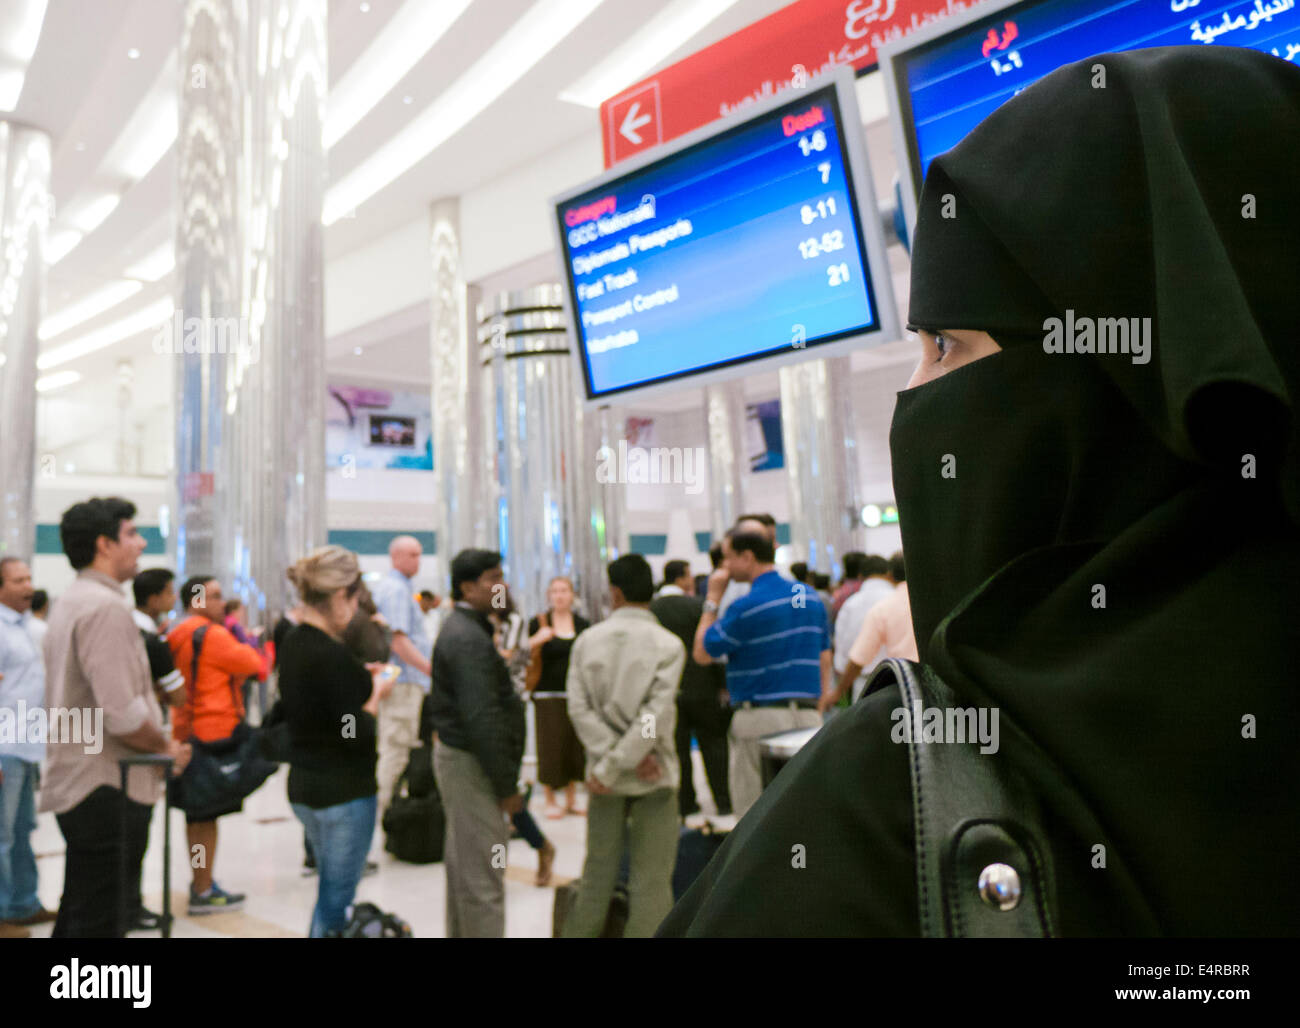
[{"left": 119, "top": 755, "right": 175, "bottom": 938}]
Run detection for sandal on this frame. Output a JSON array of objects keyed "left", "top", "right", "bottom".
[
  {"left": 544, "top": 804, "right": 565, "bottom": 820},
  {"left": 535, "top": 841, "right": 556, "bottom": 887}
]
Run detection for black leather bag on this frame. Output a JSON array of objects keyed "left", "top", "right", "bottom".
[
  {"left": 863, "top": 658, "right": 1058, "bottom": 938},
  {"left": 382, "top": 746, "right": 444, "bottom": 864},
  {"left": 336, "top": 902, "right": 412, "bottom": 938},
  {"left": 169, "top": 624, "right": 278, "bottom": 820}
]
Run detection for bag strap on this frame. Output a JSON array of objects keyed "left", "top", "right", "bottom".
[
  {"left": 863, "top": 658, "right": 1058, "bottom": 938},
  {"left": 187, "top": 623, "right": 209, "bottom": 704}
]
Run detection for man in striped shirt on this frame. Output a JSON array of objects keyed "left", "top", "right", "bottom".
[{"left": 693, "top": 523, "right": 832, "bottom": 817}]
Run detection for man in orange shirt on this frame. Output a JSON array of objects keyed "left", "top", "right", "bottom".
[{"left": 169, "top": 575, "right": 263, "bottom": 915}]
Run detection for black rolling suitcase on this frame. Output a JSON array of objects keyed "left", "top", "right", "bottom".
[
  {"left": 118, "top": 754, "right": 175, "bottom": 937},
  {"left": 672, "top": 822, "right": 729, "bottom": 901}
]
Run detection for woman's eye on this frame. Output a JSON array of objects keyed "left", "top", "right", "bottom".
[{"left": 933, "top": 333, "right": 949, "bottom": 361}]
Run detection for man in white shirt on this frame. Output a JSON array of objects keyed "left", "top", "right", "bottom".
[
  {"left": 831, "top": 555, "right": 895, "bottom": 707},
  {"left": 0, "top": 558, "right": 51, "bottom": 936},
  {"left": 823, "top": 553, "right": 918, "bottom": 710}
]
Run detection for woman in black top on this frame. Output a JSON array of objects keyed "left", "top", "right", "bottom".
[
  {"left": 278, "top": 546, "right": 394, "bottom": 937},
  {"left": 526, "top": 576, "right": 590, "bottom": 818}
]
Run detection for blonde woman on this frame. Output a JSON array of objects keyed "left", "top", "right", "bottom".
[
  {"left": 277, "top": 546, "right": 395, "bottom": 937},
  {"left": 526, "top": 577, "right": 590, "bottom": 818}
]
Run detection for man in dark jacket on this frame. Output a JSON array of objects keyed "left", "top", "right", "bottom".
[
  {"left": 652, "top": 560, "right": 731, "bottom": 816},
  {"left": 427, "top": 549, "right": 525, "bottom": 938}
]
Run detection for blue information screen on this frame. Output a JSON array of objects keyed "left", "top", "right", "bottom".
[
  {"left": 557, "top": 84, "right": 883, "bottom": 401},
  {"left": 898, "top": 0, "right": 1300, "bottom": 190}
]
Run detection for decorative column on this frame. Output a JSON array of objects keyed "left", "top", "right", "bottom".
[
  {"left": 175, "top": 0, "right": 243, "bottom": 584},
  {"left": 430, "top": 197, "right": 482, "bottom": 586},
  {"left": 176, "top": 0, "right": 327, "bottom": 623},
  {"left": 477, "top": 286, "right": 623, "bottom": 622},
  {"left": 778, "top": 354, "right": 862, "bottom": 577},
  {"left": 0, "top": 122, "right": 50, "bottom": 560},
  {"left": 704, "top": 381, "right": 747, "bottom": 544}
]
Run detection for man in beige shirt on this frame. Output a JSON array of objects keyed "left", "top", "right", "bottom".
[
  {"left": 825, "top": 568, "right": 919, "bottom": 711},
  {"left": 41, "top": 497, "right": 190, "bottom": 937},
  {"left": 563, "top": 554, "right": 685, "bottom": 938}
]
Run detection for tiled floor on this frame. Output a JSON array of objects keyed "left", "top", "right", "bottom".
[{"left": 21, "top": 751, "right": 725, "bottom": 939}]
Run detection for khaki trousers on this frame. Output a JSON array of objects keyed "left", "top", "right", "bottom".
[
  {"left": 728, "top": 705, "right": 823, "bottom": 817},
  {"left": 377, "top": 680, "right": 424, "bottom": 814},
  {"left": 562, "top": 788, "right": 679, "bottom": 939},
  {"left": 433, "top": 739, "right": 509, "bottom": 938}
]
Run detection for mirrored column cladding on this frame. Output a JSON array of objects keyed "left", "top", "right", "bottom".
[
  {"left": 430, "top": 197, "right": 485, "bottom": 588},
  {"left": 778, "top": 354, "right": 863, "bottom": 579},
  {"left": 176, "top": 0, "right": 327, "bottom": 624},
  {"left": 0, "top": 123, "right": 50, "bottom": 560},
  {"left": 705, "top": 381, "right": 747, "bottom": 544},
  {"left": 477, "top": 287, "right": 624, "bottom": 623}
]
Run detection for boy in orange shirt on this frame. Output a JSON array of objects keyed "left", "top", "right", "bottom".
[{"left": 169, "top": 576, "right": 264, "bottom": 915}]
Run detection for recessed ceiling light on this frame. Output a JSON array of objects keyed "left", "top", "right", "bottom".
[
  {"left": 360, "top": 2, "right": 371, "bottom": 11},
  {"left": 353, "top": 346, "right": 364, "bottom": 356},
  {"left": 559, "top": 0, "right": 738, "bottom": 108},
  {"left": 325, "top": 0, "right": 608, "bottom": 224},
  {"left": 324, "top": 0, "right": 472, "bottom": 149},
  {"left": 127, "top": 48, "right": 140, "bottom": 59},
  {"left": 74, "top": 141, "right": 85, "bottom": 151},
  {"left": 402, "top": 95, "right": 413, "bottom": 105}
]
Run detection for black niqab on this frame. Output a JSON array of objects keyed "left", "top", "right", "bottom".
[{"left": 896, "top": 46, "right": 1300, "bottom": 933}]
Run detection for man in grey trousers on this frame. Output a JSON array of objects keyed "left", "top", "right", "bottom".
[
  {"left": 563, "top": 554, "right": 686, "bottom": 937},
  {"left": 427, "top": 549, "right": 525, "bottom": 938}
]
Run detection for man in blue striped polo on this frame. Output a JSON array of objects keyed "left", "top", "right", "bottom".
[{"left": 692, "top": 521, "right": 832, "bottom": 817}]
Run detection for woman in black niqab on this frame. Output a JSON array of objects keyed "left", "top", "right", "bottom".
[{"left": 659, "top": 46, "right": 1300, "bottom": 937}]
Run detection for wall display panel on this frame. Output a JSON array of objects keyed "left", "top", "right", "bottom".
[
  {"left": 554, "top": 65, "right": 899, "bottom": 404},
  {"left": 883, "top": 0, "right": 1300, "bottom": 230}
]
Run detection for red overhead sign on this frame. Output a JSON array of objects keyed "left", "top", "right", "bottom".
[{"left": 600, "top": 0, "right": 983, "bottom": 166}]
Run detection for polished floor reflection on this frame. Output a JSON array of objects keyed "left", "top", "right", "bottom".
[{"left": 23, "top": 751, "right": 723, "bottom": 939}]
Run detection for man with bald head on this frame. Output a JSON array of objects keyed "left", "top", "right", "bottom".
[{"left": 370, "top": 535, "right": 433, "bottom": 815}]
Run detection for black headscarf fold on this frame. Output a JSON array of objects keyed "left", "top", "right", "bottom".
[{"left": 894, "top": 46, "right": 1300, "bottom": 934}]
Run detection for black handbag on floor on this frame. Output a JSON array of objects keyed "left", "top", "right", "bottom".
[
  {"left": 169, "top": 624, "right": 278, "bottom": 820},
  {"left": 382, "top": 745, "right": 444, "bottom": 864},
  {"left": 336, "top": 902, "right": 412, "bottom": 938}
]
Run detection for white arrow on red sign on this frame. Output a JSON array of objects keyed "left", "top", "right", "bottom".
[{"left": 619, "top": 101, "right": 653, "bottom": 145}]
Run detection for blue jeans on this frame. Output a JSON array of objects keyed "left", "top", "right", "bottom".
[
  {"left": 291, "top": 795, "right": 376, "bottom": 938},
  {"left": 0, "top": 756, "right": 40, "bottom": 920}
]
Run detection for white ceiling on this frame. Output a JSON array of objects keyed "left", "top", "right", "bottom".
[{"left": 9, "top": 0, "right": 804, "bottom": 397}]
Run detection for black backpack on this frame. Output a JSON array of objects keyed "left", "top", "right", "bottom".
[{"left": 336, "top": 902, "right": 412, "bottom": 938}]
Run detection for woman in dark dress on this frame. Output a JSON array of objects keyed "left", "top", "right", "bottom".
[
  {"left": 526, "top": 576, "right": 590, "bottom": 818},
  {"left": 278, "top": 546, "right": 395, "bottom": 937},
  {"left": 662, "top": 46, "right": 1300, "bottom": 937}
]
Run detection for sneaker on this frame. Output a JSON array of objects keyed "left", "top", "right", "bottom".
[
  {"left": 132, "top": 907, "right": 163, "bottom": 931},
  {"left": 0, "top": 923, "right": 31, "bottom": 939},
  {"left": 188, "top": 884, "right": 245, "bottom": 916}
]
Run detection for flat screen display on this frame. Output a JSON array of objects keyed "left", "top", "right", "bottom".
[
  {"left": 887, "top": 0, "right": 1300, "bottom": 203},
  {"left": 554, "top": 72, "right": 896, "bottom": 402},
  {"left": 368, "top": 414, "right": 416, "bottom": 447}
]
